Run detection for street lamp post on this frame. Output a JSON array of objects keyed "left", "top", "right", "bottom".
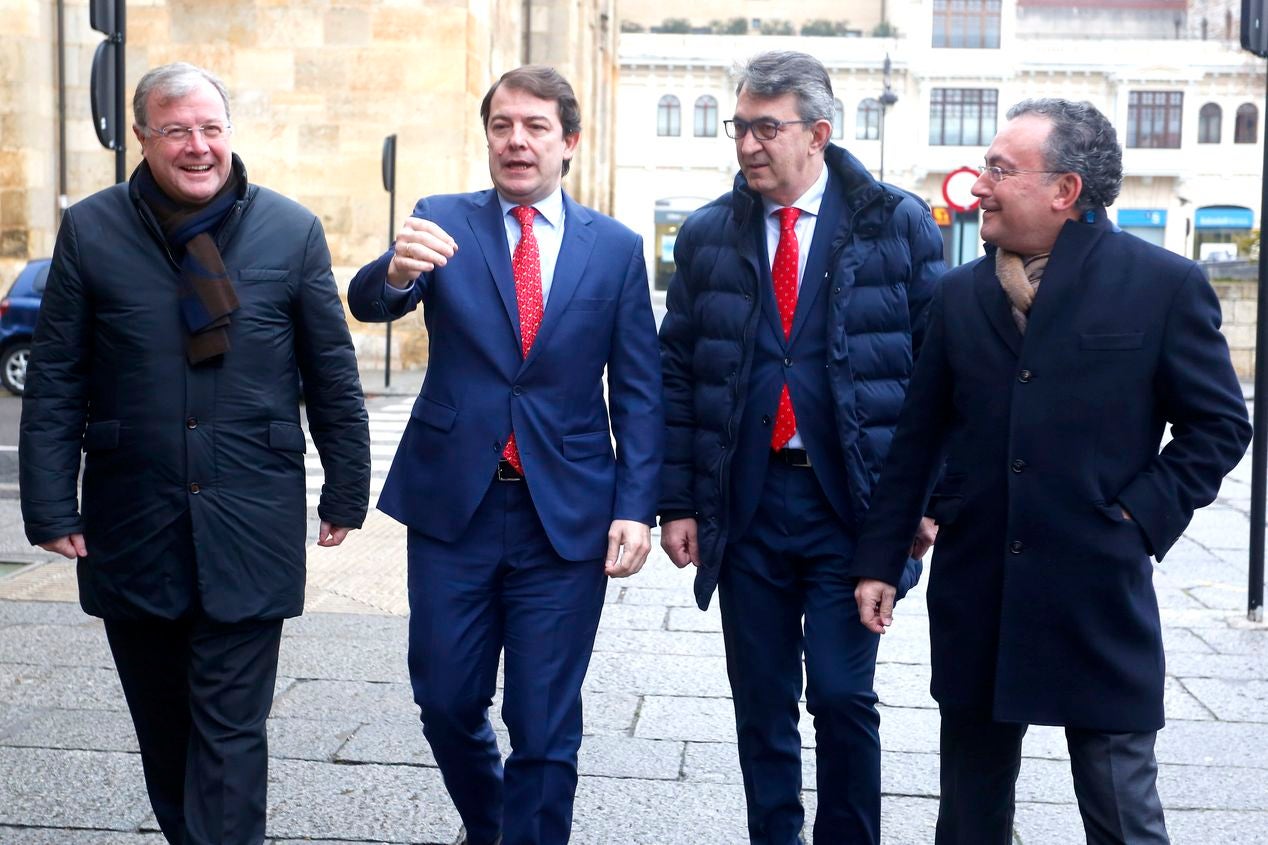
[{"left": 878, "top": 54, "right": 898, "bottom": 183}]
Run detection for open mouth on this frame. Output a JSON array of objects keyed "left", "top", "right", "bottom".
[
  {"left": 181, "top": 164, "right": 213, "bottom": 173},
  {"left": 505, "top": 161, "right": 535, "bottom": 172}
]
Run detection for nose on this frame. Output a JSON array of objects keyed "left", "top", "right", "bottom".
[
  {"left": 506, "top": 123, "right": 528, "bottom": 149},
  {"left": 737, "top": 129, "right": 762, "bottom": 157},
  {"left": 186, "top": 128, "right": 211, "bottom": 154},
  {"left": 970, "top": 171, "right": 991, "bottom": 199}
]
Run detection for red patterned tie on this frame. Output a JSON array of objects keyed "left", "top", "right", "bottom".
[
  {"left": 770, "top": 206, "right": 800, "bottom": 450},
  {"left": 502, "top": 205, "right": 543, "bottom": 475}
]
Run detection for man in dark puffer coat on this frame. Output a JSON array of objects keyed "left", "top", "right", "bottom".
[{"left": 658, "top": 51, "right": 946, "bottom": 844}]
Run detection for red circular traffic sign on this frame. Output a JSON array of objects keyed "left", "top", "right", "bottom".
[{"left": 942, "top": 166, "right": 982, "bottom": 213}]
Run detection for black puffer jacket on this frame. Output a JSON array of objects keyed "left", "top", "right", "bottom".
[{"left": 659, "top": 144, "right": 946, "bottom": 609}]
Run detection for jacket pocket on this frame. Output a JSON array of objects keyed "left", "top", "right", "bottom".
[
  {"left": 268, "top": 421, "right": 307, "bottom": 453},
  {"left": 1080, "top": 332, "right": 1143, "bottom": 351},
  {"left": 238, "top": 269, "right": 290, "bottom": 282},
  {"left": 562, "top": 430, "right": 611, "bottom": 460},
  {"left": 81, "top": 420, "right": 120, "bottom": 452},
  {"left": 567, "top": 298, "right": 612, "bottom": 312},
  {"left": 412, "top": 395, "right": 458, "bottom": 432}
]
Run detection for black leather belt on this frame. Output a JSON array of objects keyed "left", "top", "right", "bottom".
[
  {"left": 771, "top": 448, "right": 812, "bottom": 467},
  {"left": 496, "top": 459, "right": 524, "bottom": 482}
]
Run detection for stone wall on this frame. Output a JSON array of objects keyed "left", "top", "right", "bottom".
[
  {"left": 1213, "top": 279, "right": 1258, "bottom": 380},
  {"left": 0, "top": 0, "right": 617, "bottom": 370}
]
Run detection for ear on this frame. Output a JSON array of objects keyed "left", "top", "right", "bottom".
[
  {"left": 562, "top": 130, "right": 581, "bottom": 161},
  {"left": 1050, "top": 172, "right": 1083, "bottom": 213},
  {"left": 808, "top": 119, "right": 833, "bottom": 154},
  {"left": 132, "top": 124, "right": 147, "bottom": 150}
]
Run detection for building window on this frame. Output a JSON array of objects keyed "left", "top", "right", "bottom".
[
  {"left": 1198, "top": 103, "right": 1222, "bottom": 144},
  {"left": 693, "top": 95, "right": 718, "bottom": 137},
  {"left": 1236, "top": 103, "right": 1258, "bottom": 144},
  {"left": 832, "top": 99, "right": 845, "bottom": 139},
  {"left": 657, "top": 95, "right": 681, "bottom": 137},
  {"left": 929, "top": 88, "right": 997, "bottom": 146},
  {"left": 1126, "top": 91, "right": 1182, "bottom": 149},
  {"left": 932, "top": 0, "right": 1002, "bottom": 48},
  {"left": 857, "top": 98, "right": 881, "bottom": 140}
]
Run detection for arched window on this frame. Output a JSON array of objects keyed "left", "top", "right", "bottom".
[
  {"left": 694, "top": 95, "right": 718, "bottom": 137},
  {"left": 657, "top": 95, "right": 681, "bottom": 137},
  {"left": 1236, "top": 103, "right": 1258, "bottom": 144},
  {"left": 857, "top": 98, "right": 881, "bottom": 141},
  {"left": 831, "top": 99, "right": 845, "bottom": 139},
  {"left": 1198, "top": 103, "right": 1222, "bottom": 144}
]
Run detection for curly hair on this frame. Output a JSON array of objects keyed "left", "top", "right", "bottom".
[{"left": 1007, "top": 98, "right": 1123, "bottom": 211}]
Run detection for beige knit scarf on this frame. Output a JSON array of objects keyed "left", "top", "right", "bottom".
[{"left": 995, "top": 249, "right": 1050, "bottom": 333}]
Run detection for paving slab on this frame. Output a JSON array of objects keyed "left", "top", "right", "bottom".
[
  {"left": 0, "top": 708, "right": 138, "bottom": 752},
  {"left": 0, "top": 622, "right": 115, "bottom": 668},
  {"left": 0, "top": 830, "right": 165, "bottom": 845},
  {"left": 0, "top": 747, "right": 151, "bottom": 830},
  {"left": 1179, "top": 677, "right": 1268, "bottom": 722},
  {"left": 0, "top": 664, "right": 128, "bottom": 711}
]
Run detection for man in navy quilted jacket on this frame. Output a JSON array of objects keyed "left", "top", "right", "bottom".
[{"left": 658, "top": 50, "right": 946, "bottom": 844}]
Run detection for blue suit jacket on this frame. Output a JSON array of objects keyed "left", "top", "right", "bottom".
[{"left": 348, "top": 189, "right": 663, "bottom": 561}]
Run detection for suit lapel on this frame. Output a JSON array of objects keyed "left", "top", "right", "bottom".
[
  {"left": 524, "top": 192, "right": 596, "bottom": 367},
  {"left": 788, "top": 175, "right": 844, "bottom": 347},
  {"left": 973, "top": 252, "right": 1023, "bottom": 357},
  {"left": 467, "top": 191, "right": 521, "bottom": 346}
]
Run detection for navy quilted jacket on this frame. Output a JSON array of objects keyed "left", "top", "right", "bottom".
[{"left": 659, "top": 144, "right": 946, "bottom": 609}]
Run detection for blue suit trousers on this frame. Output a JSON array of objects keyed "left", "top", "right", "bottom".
[
  {"left": 719, "top": 459, "right": 884, "bottom": 845},
  {"left": 406, "top": 477, "right": 607, "bottom": 845}
]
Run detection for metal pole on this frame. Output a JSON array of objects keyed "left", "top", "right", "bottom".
[
  {"left": 113, "top": 0, "right": 125, "bottom": 183},
  {"left": 879, "top": 108, "right": 886, "bottom": 183},
  {"left": 1247, "top": 59, "right": 1268, "bottom": 623},
  {"left": 382, "top": 135, "right": 398, "bottom": 389}
]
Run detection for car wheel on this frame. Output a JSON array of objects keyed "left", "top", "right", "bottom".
[{"left": 1, "top": 343, "right": 30, "bottom": 395}]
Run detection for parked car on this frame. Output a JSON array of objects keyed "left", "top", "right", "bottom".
[{"left": 0, "top": 258, "right": 51, "bottom": 395}]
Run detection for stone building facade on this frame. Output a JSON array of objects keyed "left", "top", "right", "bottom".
[{"left": 1, "top": 0, "right": 618, "bottom": 367}]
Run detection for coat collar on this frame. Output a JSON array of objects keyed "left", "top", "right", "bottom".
[{"left": 973, "top": 208, "right": 1112, "bottom": 356}]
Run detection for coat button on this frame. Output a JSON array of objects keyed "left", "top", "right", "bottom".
[
  {"left": 1018, "top": 369, "right": 1033, "bottom": 383},
  {"left": 512, "top": 385, "right": 523, "bottom": 396},
  {"left": 186, "top": 417, "right": 198, "bottom": 429},
  {"left": 1011, "top": 459, "right": 1026, "bottom": 473},
  {"left": 189, "top": 483, "right": 201, "bottom": 494},
  {"left": 783, "top": 356, "right": 793, "bottom": 367},
  {"left": 762, "top": 415, "right": 771, "bottom": 425},
  {"left": 1009, "top": 540, "right": 1024, "bottom": 554}
]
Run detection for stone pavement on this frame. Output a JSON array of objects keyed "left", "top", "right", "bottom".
[{"left": 1, "top": 403, "right": 1267, "bottom": 842}]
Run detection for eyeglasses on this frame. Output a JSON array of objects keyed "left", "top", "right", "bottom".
[
  {"left": 142, "top": 123, "right": 232, "bottom": 145},
  {"left": 723, "top": 118, "right": 814, "bottom": 141},
  {"left": 977, "top": 164, "right": 1061, "bottom": 183}
]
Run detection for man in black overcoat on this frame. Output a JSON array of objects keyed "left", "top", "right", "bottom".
[
  {"left": 19, "top": 62, "right": 370, "bottom": 844},
  {"left": 852, "top": 99, "right": 1251, "bottom": 844}
]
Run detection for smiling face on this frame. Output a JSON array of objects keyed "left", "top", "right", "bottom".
[
  {"left": 485, "top": 85, "right": 579, "bottom": 206},
  {"left": 732, "top": 87, "right": 830, "bottom": 207},
  {"left": 133, "top": 78, "right": 232, "bottom": 206},
  {"left": 972, "top": 113, "right": 1082, "bottom": 255}
]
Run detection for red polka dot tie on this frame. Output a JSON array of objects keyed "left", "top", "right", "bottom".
[
  {"left": 770, "top": 206, "right": 800, "bottom": 451},
  {"left": 502, "top": 205, "right": 543, "bottom": 475}
]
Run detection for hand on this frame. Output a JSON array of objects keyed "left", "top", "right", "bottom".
[
  {"left": 317, "top": 522, "right": 352, "bottom": 547},
  {"left": 39, "top": 533, "right": 86, "bottom": 559},
  {"left": 660, "top": 518, "right": 699, "bottom": 569},
  {"left": 387, "top": 217, "right": 458, "bottom": 287},
  {"left": 909, "top": 516, "right": 938, "bottom": 560},
  {"left": 855, "top": 577, "right": 898, "bottom": 634},
  {"left": 606, "top": 519, "right": 652, "bottom": 577}
]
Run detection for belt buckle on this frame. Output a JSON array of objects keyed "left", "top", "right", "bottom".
[{"left": 497, "top": 461, "right": 523, "bottom": 482}]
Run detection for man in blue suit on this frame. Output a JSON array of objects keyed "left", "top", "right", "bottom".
[
  {"left": 854, "top": 99, "right": 1252, "bottom": 844},
  {"left": 347, "top": 65, "right": 662, "bottom": 845},
  {"left": 658, "top": 51, "right": 945, "bottom": 844}
]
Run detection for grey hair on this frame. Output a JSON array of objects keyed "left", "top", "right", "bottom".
[
  {"left": 733, "top": 51, "right": 834, "bottom": 124},
  {"left": 132, "top": 62, "right": 232, "bottom": 128},
  {"left": 1006, "top": 98, "right": 1122, "bottom": 211}
]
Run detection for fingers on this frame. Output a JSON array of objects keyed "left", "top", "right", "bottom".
[
  {"left": 659, "top": 518, "right": 698, "bottom": 569},
  {"left": 854, "top": 579, "right": 897, "bottom": 634},
  {"left": 387, "top": 217, "right": 458, "bottom": 286},
  {"left": 317, "top": 522, "right": 352, "bottom": 547},
  {"left": 38, "top": 534, "right": 84, "bottom": 560},
  {"left": 606, "top": 520, "right": 651, "bottom": 578}
]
